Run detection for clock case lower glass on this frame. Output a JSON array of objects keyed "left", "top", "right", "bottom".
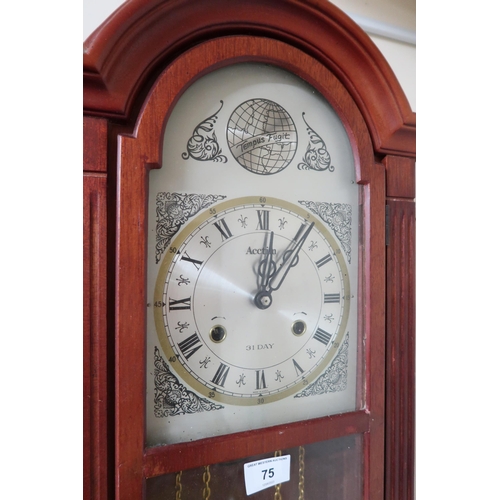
[{"left": 146, "top": 435, "right": 364, "bottom": 499}]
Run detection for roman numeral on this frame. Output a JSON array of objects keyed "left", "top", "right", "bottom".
[
  {"left": 256, "top": 210, "right": 270, "bottom": 230},
  {"left": 211, "top": 363, "right": 230, "bottom": 387},
  {"left": 213, "top": 218, "right": 233, "bottom": 240},
  {"left": 315, "top": 254, "right": 333, "bottom": 268},
  {"left": 313, "top": 328, "right": 332, "bottom": 346},
  {"left": 180, "top": 252, "right": 203, "bottom": 270},
  {"left": 324, "top": 293, "right": 341, "bottom": 303},
  {"left": 168, "top": 296, "right": 192, "bottom": 311},
  {"left": 177, "top": 333, "right": 202, "bottom": 360},
  {"left": 292, "top": 359, "right": 304, "bottom": 377},
  {"left": 255, "top": 370, "right": 267, "bottom": 390}
]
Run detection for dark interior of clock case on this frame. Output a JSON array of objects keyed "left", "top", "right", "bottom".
[{"left": 146, "top": 434, "right": 363, "bottom": 499}]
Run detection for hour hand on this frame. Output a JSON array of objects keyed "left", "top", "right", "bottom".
[
  {"left": 257, "top": 231, "right": 276, "bottom": 290},
  {"left": 254, "top": 231, "right": 276, "bottom": 309}
]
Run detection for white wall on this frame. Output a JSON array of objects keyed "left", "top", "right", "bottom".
[
  {"left": 83, "top": 0, "right": 125, "bottom": 41},
  {"left": 330, "top": 0, "right": 415, "bottom": 111},
  {"left": 83, "top": 0, "right": 416, "bottom": 111}
]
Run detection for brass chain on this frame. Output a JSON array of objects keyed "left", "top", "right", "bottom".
[
  {"left": 202, "top": 465, "right": 211, "bottom": 499},
  {"left": 274, "top": 450, "right": 282, "bottom": 500},
  {"left": 175, "top": 471, "right": 182, "bottom": 500},
  {"left": 172, "top": 447, "right": 304, "bottom": 500},
  {"left": 274, "top": 482, "right": 282, "bottom": 500},
  {"left": 298, "top": 446, "right": 305, "bottom": 500}
]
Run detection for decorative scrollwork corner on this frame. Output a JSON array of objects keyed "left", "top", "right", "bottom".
[
  {"left": 153, "top": 346, "right": 224, "bottom": 417},
  {"left": 294, "top": 333, "right": 349, "bottom": 398},
  {"left": 182, "top": 100, "right": 227, "bottom": 163},
  {"left": 297, "top": 112, "right": 334, "bottom": 172},
  {"left": 155, "top": 192, "right": 226, "bottom": 263},
  {"left": 298, "top": 200, "right": 352, "bottom": 264}
]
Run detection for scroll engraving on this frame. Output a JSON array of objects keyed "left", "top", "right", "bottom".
[
  {"left": 294, "top": 333, "right": 349, "bottom": 398},
  {"left": 298, "top": 201, "right": 352, "bottom": 264},
  {"left": 153, "top": 346, "right": 223, "bottom": 417},
  {"left": 297, "top": 113, "right": 334, "bottom": 172},
  {"left": 155, "top": 192, "right": 226, "bottom": 263},
  {"left": 182, "top": 101, "right": 227, "bottom": 163}
]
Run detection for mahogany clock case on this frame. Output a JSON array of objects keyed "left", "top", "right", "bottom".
[{"left": 83, "top": 1, "right": 415, "bottom": 499}]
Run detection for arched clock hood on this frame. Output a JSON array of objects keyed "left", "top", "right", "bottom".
[{"left": 83, "top": 0, "right": 415, "bottom": 157}]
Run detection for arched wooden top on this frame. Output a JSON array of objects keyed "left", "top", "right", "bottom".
[{"left": 83, "top": 0, "right": 415, "bottom": 157}]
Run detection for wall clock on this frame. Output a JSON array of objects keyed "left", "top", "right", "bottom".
[{"left": 83, "top": 1, "right": 416, "bottom": 499}]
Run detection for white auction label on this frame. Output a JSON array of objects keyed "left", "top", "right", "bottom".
[{"left": 243, "top": 454, "right": 291, "bottom": 495}]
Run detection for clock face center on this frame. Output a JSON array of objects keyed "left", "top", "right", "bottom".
[
  {"left": 254, "top": 291, "right": 273, "bottom": 309},
  {"left": 192, "top": 230, "right": 322, "bottom": 370}
]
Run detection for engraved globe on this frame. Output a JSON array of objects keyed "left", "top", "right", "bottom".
[{"left": 227, "top": 99, "right": 298, "bottom": 175}]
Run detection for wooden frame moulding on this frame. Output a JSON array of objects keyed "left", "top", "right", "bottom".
[
  {"left": 114, "top": 35, "right": 386, "bottom": 499},
  {"left": 384, "top": 155, "right": 416, "bottom": 500}
]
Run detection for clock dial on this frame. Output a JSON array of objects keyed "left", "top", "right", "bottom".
[
  {"left": 154, "top": 197, "right": 350, "bottom": 405},
  {"left": 146, "top": 62, "right": 359, "bottom": 445}
]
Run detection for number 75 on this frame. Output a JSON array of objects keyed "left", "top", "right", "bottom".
[{"left": 262, "top": 468, "right": 275, "bottom": 480}]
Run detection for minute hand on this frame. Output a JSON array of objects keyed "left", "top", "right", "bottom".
[{"left": 268, "top": 222, "right": 315, "bottom": 292}]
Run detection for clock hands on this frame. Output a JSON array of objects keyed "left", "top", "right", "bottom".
[
  {"left": 269, "top": 222, "right": 314, "bottom": 291},
  {"left": 255, "top": 230, "right": 276, "bottom": 309},
  {"left": 257, "top": 231, "right": 276, "bottom": 290},
  {"left": 254, "top": 222, "right": 315, "bottom": 309}
]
